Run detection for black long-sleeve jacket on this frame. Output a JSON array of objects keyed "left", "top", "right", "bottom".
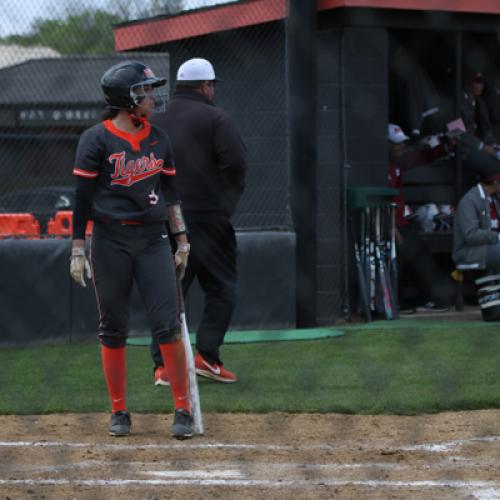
[{"left": 150, "top": 90, "right": 247, "bottom": 220}]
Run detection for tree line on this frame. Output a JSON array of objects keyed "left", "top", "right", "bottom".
[{"left": 1, "top": 0, "right": 184, "bottom": 55}]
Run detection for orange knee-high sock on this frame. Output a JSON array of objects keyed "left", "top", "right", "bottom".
[
  {"left": 159, "top": 340, "right": 190, "bottom": 412},
  {"left": 101, "top": 345, "right": 127, "bottom": 413}
]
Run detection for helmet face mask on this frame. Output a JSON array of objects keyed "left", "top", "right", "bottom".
[
  {"left": 130, "top": 83, "right": 167, "bottom": 113},
  {"left": 101, "top": 60, "right": 167, "bottom": 111}
]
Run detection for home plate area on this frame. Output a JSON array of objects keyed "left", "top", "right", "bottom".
[{"left": 1, "top": 411, "right": 500, "bottom": 499}]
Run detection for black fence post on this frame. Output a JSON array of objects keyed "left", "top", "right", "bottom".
[
  {"left": 455, "top": 31, "right": 463, "bottom": 203},
  {"left": 287, "top": 0, "right": 318, "bottom": 327}
]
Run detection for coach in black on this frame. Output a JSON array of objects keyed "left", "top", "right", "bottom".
[{"left": 150, "top": 58, "right": 247, "bottom": 384}]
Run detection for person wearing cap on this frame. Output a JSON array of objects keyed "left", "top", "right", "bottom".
[
  {"left": 389, "top": 123, "right": 454, "bottom": 313},
  {"left": 460, "top": 70, "right": 500, "bottom": 175},
  {"left": 453, "top": 163, "right": 500, "bottom": 274},
  {"left": 149, "top": 58, "right": 247, "bottom": 384}
]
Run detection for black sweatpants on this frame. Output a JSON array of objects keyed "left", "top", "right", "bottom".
[
  {"left": 150, "top": 218, "right": 237, "bottom": 366},
  {"left": 91, "top": 221, "right": 179, "bottom": 348},
  {"left": 397, "top": 223, "right": 454, "bottom": 306}
]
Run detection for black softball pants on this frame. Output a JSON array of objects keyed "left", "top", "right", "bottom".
[
  {"left": 150, "top": 218, "right": 237, "bottom": 366},
  {"left": 91, "top": 221, "right": 179, "bottom": 348}
]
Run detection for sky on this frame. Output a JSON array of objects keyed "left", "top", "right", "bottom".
[{"left": 0, "top": 0, "right": 230, "bottom": 37}]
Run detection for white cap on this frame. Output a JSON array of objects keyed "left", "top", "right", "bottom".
[
  {"left": 176, "top": 58, "right": 216, "bottom": 81},
  {"left": 388, "top": 124, "right": 409, "bottom": 144}
]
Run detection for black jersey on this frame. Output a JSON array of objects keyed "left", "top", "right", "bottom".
[{"left": 73, "top": 119, "right": 178, "bottom": 224}]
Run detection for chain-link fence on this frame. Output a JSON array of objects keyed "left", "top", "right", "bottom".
[
  {"left": 0, "top": 0, "right": 313, "bottom": 342},
  {"left": 3, "top": 1, "right": 500, "bottom": 337},
  {"left": 0, "top": 0, "right": 291, "bottom": 233}
]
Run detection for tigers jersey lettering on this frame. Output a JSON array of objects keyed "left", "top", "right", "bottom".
[{"left": 109, "top": 151, "right": 164, "bottom": 187}]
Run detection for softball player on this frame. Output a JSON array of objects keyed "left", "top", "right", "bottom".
[{"left": 69, "top": 60, "right": 193, "bottom": 439}]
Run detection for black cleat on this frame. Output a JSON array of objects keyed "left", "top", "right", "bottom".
[
  {"left": 416, "top": 301, "right": 449, "bottom": 313},
  {"left": 109, "top": 411, "right": 131, "bottom": 437},
  {"left": 172, "top": 408, "right": 193, "bottom": 440}
]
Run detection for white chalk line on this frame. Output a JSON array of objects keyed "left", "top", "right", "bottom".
[
  {"left": 147, "top": 470, "right": 243, "bottom": 478},
  {"left": 0, "top": 440, "right": 301, "bottom": 451},
  {"left": 0, "top": 478, "right": 500, "bottom": 490},
  {"left": 472, "top": 489, "right": 500, "bottom": 500},
  {"left": 7, "top": 458, "right": 500, "bottom": 489},
  {"left": 20, "top": 457, "right": 500, "bottom": 474},
  {"left": 3, "top": 455, "right": 500, "bottom": 493},
  {"left": 1, "top": 434, "right": 500, "bottom": 452},
  {"left": 401, "top": 435, "right": 500, "bottom": 452}
]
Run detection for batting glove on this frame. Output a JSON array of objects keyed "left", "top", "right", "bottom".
[
  {"left": 70, "top": 247, "right": 92, "bottom": 287},
  {"left": 174, "top": 242, "right": 190, "bottom": 280}
]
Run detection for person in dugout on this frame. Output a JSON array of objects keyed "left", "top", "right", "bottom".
[
  {"left": 453, "top": 162, "right": 500, "bottom": 274},
  {"left": 388, "top": 123, "right": 456, "bottom": 314},
  {"left": 69, "top": 60, "right": 193, "bottom": 439},
  {"left": 460, "top": 71, "right": 500, "bottom": 176}
]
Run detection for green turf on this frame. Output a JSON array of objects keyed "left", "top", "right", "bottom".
[
  {"left": 127, "top": 327, "right": 344, "bottom": 346},
  {"left": 343, "top": 319, "right": 498, "bottom": 330},
  {"left": 2, "top": 323, "right": 500, "bottom": 415}
]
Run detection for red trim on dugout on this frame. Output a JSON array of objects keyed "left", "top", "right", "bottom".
[
  {"left": 114, "top": 0, "right": 500, "bottom": 51},
  {"left": 103, "top": 119, "right": 151, "bottom": 152},
  {"left": 114, "top": 0, "right": 287, "bottom": 51},
  {"left": 319, "top": 0, "right": 500, "bottom": 14}
]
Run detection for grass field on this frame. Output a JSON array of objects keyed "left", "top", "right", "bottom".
[{"left": 1, "top": 321, "right": 500, "bottom": 415}]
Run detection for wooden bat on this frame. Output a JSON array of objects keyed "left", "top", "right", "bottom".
[
  {"left": 176, "top": 273, "right": 204, "bottom": 435},
  {"left": 350, "top": 221, "right": 372, "bottom": 322},
  {"left": 366, "top": 207, "right": 376, "bottom": 312},
  {"left": 389, "top": 202, "right": 399, "bottom": 318},
  {"left": 375, "top": 207, "right": 395, "bottom": 319},
  {"left": 360, "top": 209, "right": 366, "bottom": 270}
]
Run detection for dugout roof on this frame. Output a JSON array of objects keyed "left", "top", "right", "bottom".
[
  {"left": 113, "top": 0, "right": 500, "bottom": 51},
  {"left": 0, "top": 53, "right": 168, "bottom": 106},
  {"left": 0, "top": 53, "right": 168, "bottom": 128}
]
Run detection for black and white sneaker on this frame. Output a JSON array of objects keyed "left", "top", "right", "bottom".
[
  {"left": 172, "top": 408, "right": 193, "bottom": 440},
  {"left": 108, "top": 411, "right": 131, "bottom": 437},
  {"left": 416, "top": 302, "right": 449, "bottom": 313}
]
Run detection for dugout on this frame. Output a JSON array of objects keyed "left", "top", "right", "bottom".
[{"left": 112, "top": 0, "right": 500, "bottom": 321}]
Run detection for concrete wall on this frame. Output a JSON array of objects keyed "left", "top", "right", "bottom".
[{"left": 316, "top": 27, "right": 389, "bottom": 323}]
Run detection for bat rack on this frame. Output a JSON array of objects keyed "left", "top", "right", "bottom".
[{"left": 347, "top": 187, "right": 399, "bottom": 323}]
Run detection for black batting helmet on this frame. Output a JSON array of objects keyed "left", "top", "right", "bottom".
[{"left": 101, "top": 60, "right": 166, "bottom": 109}]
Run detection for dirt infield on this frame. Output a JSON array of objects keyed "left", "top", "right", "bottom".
[{"left": 1, "top": 410, "right": 500, "bottom": 499}]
